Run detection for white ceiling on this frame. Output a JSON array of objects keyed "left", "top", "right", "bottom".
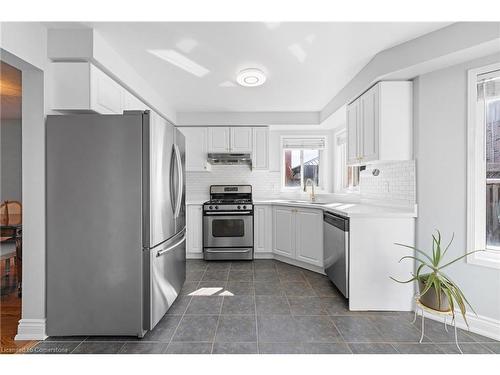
[{"left": 89, "top": 22, "right": 451, "bottom": 113}]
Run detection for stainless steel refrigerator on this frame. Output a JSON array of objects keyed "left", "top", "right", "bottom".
[{"left": 46, "top": 110, "right": 186, "bottom": 337}]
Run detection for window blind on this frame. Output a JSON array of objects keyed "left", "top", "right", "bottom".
[{"left": 282, "top": 137, "right": 326, "bottom": 149}]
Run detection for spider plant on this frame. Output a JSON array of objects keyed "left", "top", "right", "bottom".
[{"left": 391, "top": 230, "right": 483, "bottom": 327}]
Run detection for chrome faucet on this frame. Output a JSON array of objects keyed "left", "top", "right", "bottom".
[{"left": 304, "top": 178, "right": 316, "bottom": 202}]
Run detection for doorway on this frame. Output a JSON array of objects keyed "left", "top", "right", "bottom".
[{"left": 0, "top": 60, "right": 25, "bottom": 353}]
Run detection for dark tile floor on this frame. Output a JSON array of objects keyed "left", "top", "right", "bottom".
[{"left": 31, "top": 259, "right": 499, "bottom": 354}]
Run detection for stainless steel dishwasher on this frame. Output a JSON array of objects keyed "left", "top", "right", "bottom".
[{"left": 323, "top": 211, "right": 349, "bottom": 298}]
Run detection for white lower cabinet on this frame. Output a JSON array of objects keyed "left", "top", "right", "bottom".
[
  {"left": 272, "top": 206, "right": 296, "bottom": 258},
  {"left": 295, "top": 208, "right": 323, "bottom": 266},
  {"left": 186, "top": 205, "right": 203, "bottom": 257},
  {"left": 254, "top": 205, "right": 272, "bottom": 254},
  {"left": 272, "top": 206, "right": 323, "bottom": 267}
]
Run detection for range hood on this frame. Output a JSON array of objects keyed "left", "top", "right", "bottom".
[{"left": 207, "top": 153, "right": 252, "bottom": 166}]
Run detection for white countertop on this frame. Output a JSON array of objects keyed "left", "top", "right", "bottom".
[
  {"left": 187, "top": 198, "right": 417, "bottom": 218},
  {"left": 254, "top": 200, "right": 416, "bottom": 218}
]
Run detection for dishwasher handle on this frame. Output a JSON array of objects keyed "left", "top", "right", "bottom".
[{"left": 324, "top": 211, "right": 349, "bottom": 231}]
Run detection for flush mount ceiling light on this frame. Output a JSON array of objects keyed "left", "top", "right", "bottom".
[{"left": 236, "top": 68, "right": 266, "bottom": 87}]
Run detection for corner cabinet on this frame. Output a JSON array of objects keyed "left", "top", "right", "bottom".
[
  {"left": 347, "top": 81, "right": 412, "bottom": 165},
  {"left": 272, "top": 206, "right": 323, "bottom": 267},
  {"left": 179, "top": 127, "right": 210, "bottom": 172},
  {"left": 186, "top": 205, "right": 203, "bottom": 257}
]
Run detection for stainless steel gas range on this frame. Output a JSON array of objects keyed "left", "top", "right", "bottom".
[{"left": 203, "top": 185, "right": 253, "bottom": 260}]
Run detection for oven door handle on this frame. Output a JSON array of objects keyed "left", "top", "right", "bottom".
[
  {"left": 204, "top": 211, "right": 252, "bottom": 215},
  {"left": 205, "top": 249, "right": 251, "bottom": 253}
]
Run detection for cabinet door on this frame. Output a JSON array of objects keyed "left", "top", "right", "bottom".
[
  {"left": 180, "top": 127, "right": 209, "bottom": 171},
  {"left": 346, "top": 101, "right": 359, "bottom": 165},
  {"left": 208, "top": 127, "right": 230, "bottom": 152},
  {"left": 90, "top": 64, "right": 123, "bottom": 114},
  {"left": 254, "top": 205, "right": 272, "bottom": 253},
  {"left": 360, "top": 85, "right": 379, "bottom": 162},
  {"left": 230, "top": 127, "right": 253, "bottom": 152},
  {"left": 295, "top": 208, "right": 323, "bottom": 267},
  {"left": 272, "top": 206, "right": 295, "bottom": 258},
  {"left": 252, "top": 127, "right": 269, "bottom": 170},
  {"left": 186, "top": 205, "right": 203, "bottom": 254}
]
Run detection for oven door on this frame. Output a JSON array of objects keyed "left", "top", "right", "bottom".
[{"left": 203, "top": 212, "right": 253, "bottom": 248}]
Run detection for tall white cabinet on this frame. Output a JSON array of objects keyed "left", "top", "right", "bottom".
[{"left": 347, "top": 81, "right": 412, "bottom": 165}]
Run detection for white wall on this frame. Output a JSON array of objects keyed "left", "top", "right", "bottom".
[
  {"left": 1, "top": 119, "right": 22, "bottom": 202},
  {"left": 414, "top": 53, "right": 500, "bottom": 324},
  {"left": 1, "top": 21, "right": 50, "bottom": 340}
]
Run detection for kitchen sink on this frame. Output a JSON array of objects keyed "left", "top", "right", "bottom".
[{"left": 286, "top": 200, "right": 325, "bottom": 205}]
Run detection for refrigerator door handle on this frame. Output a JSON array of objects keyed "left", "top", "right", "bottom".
[
  {"left": 156, "top": 229, "right": 186, "bottom": 257},
  {"left": 169, "top": 146, "right": 177, "bottom": 215},
  {"left": 173, "top": 144, "right": 183, "bottom": 219}
]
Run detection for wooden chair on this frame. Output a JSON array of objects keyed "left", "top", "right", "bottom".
[
  {"left": 0, "top": 200, "right": 22, "bottom": 226},
  {"left": 0, "top": 201, "right": 22, "bottom": 297}
]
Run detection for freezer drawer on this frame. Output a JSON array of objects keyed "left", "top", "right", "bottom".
[{"left": 144, "top": 229, "right": 186, "bottom": 331}]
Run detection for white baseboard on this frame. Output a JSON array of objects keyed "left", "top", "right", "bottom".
[
  {"left": 186, "top": 253, "right": 203, "bottom": 259},
  {"left": 273, "top": 254, "right": 325, "bottom": 275},
  {"left": 420, "top": 309, "right": 500, "bottom": 341},
  {"left": 15, "top": 318, "right": 47, "bottom": 341},
  {"left": 254, "top": 252, "right": 274, "bottom": 259}
]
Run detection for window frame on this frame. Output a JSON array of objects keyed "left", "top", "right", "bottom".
[
  {"left": 333, "top": 128, "right": 360, "bottom": 194},
  {"left": 467, "top": 62, "right": 500, "bottom": 269},
  {"left": 280, "top": 135, "right": 327, "bottom": 192}
]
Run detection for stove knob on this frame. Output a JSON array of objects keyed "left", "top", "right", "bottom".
[
  {"left": 215, "top": 206, "right": 219, "bottom": 209},
  {"left": 237, "top": 205, "right": 241, "bottom": 209},
  {"left": 209, "top": 206, "right": 213, "bottom": 210},
  {"left": 243, "top": 205, "right": 247, "bottom": 209}
]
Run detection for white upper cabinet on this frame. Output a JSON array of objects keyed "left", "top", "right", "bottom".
[
  {"left": 252, "top": 127, "right": 269, "bottom": 170},
  {"left": 52, "top": 62, "right": 124, "bottom": 114},
  {"left": 346, "top": 101, "right": 360, "bottom": 165},
  {"left": 122, "top": 90, "right": 149, "bottom": 111},
  {"left": 208, "top": 127, "right": 231, "bottom": 152},
  {"left": 52, "top": 62, "right": 153, "bottom": 115},
  {"left": 230, "top": 127, "right": 253, "bottom": 152},
  {"left": 359, "top": 85, "right": 379, "bottom": 162},
  {"left": 208, "top": 127, "right": 254, "bottom": 153},
  {"left": 180, "top": 127, "right": 210, "bottom": 172},
  {"left": 347, "top": 81, "right": 412, "bottom": 165}
]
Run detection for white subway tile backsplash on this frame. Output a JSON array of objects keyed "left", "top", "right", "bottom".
[
  {"left": 186, "top": 161, "right": 416, "bottom": 207},
  {"left": 359, "top": 160, "right": 416, "bottom": 206},
  {"left": 186, "top": 165, "right": 282, "bottom": 201}
]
